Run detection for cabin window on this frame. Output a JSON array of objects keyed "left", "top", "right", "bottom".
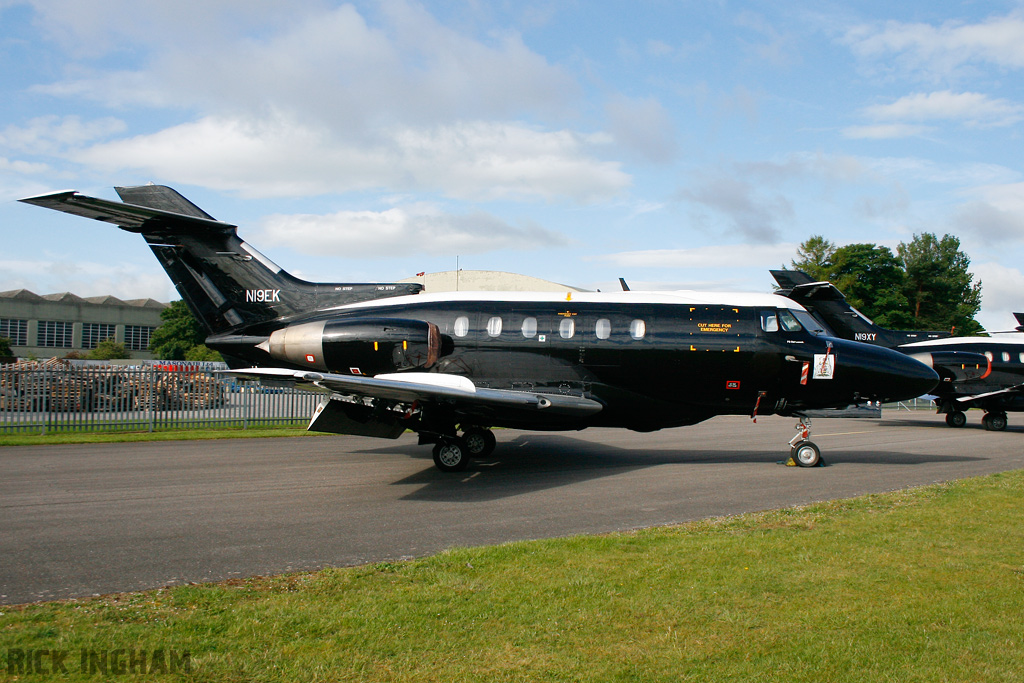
[
  {"left": 629, "top": 319, "right": 646, "bottom": 340},
  {"left": 985, "top": 351, "right": 994, "bottom": 362},
  {"left": 595, "top": 318, "right": 611, "bottom": 340},
  {"left": 487, "top": 316, "right": 502, "bottom": 337},
  {"left": 760, "top": 311, "right": 779, "bottom": 332},
  {"left": 522, "top": 317, "right": 537, "bottom": 338},
  {"left": 1003, "top": 351, "right": 1011, "bottom": 363},
  {"left": 454, "top": 316, "right": 469, "bottom": 337},
  {"left": 559, "top": 318, "right": 575, "bottom": 339},
  {"left": 1020, "top": 353, "right": 1024, "bottom": 364}
]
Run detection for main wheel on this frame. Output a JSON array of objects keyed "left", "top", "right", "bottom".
[
  {"left": 461, "top": 427, "right": 496, "bottom": 457},
  {"left": 945, "top": 411, "right": 967, "bottom": 428},
  {"left": 984, "top": 412, "right": 1008, "bottom": 431},
  {"left": 432, "top": 438, "right": 471, "bottom": 472},
  {"left": 791, "top": 440, "right": 821, "bottom": 468}
]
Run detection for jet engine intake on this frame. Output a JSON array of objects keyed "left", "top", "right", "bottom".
[{"left": 258, "top": 317, "right": 443, "bottom": 375}]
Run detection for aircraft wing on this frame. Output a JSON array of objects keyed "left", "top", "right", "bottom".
[
  {"left": 225, "top": 367, "right": 604, "bottom": 422},
  {"left": 954, "top": 382, "right": 1024, "bottom": 406}
]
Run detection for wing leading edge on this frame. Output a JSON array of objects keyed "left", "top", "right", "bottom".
[
  {"left": 954, "top": 382, "right": 1024, "bottom": 407},
  {"left": 225, "top": 368, "right": 604, "bottom": 437}
]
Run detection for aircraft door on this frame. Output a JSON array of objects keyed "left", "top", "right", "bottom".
[{"left": 758, "top": 308, "right": 816, "bottom": 397}]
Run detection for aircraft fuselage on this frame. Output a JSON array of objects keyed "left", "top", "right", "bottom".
[{"left": 209, "top": 290, "right": 938, "bottom": 432}]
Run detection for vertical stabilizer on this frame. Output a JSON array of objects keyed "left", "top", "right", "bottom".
[
  {"left": 770, "top": 269, "right": 952, "bottom": 347},
  {"left": 20, "top": 186, "right": 423, "bottom": 336}
]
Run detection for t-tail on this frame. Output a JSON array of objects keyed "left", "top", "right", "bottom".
[
  {"left": 770, "top": 269, "right": 951, "bottom": 347},
  {"left": 19, "top": 185, "right": 423, "bottom": 342}
]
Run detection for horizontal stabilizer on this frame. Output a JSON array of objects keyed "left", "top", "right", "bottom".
[
  {"left": 770, "top": 270, "right": 845, "bottom": 303},
  {"left": 19, "top": 190, "right": 235, "bottom": 235}
]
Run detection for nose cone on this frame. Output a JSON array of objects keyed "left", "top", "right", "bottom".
[{"left": 836, "top": 340, "right": 940, "bottom": 402}]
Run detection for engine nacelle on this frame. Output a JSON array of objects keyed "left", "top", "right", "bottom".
[
  {"left": 258, "top": 318, "right": 444, "bottom": 375},
  {"left": 908, "top": 350, "right": 990, "bottom": 383}
]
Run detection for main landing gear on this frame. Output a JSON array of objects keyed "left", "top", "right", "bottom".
[
  {"left": 428, "top": 426, "right": 497, "bottom": 472},
  {"left": 787, "top": 417, "right": 823, "bottom": 468},
  {"left": 944, "top": 409, "right": 1008, "bottom": 431},
  {"left": 982, "top": 412, "right": 1008, "bottom": 431}
]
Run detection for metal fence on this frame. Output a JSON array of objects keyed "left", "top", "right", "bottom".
[{"left": 0, "top": 364, "right": 321, "bottom": 435}]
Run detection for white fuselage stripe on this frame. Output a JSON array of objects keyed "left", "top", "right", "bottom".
[{"left": 322, "top": 289, "right": 808, "bottom": 314}]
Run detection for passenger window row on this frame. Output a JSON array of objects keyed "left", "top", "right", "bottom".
[
  {"left": 452, "top": 316, "right": 647, "bottom": 341},
  {"left": 984, "top": 351, "right": 1024, "bottom": 363}
]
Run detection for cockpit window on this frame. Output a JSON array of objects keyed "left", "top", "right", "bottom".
[
  {"left": 792, "top": 310, "right": 831, "bottom": 336},
  {"left": 778, "top": 310, "right": 802, "bottom": 332},
  {"left": 761, "top": 309, "right": 803, "bottom": 333}
]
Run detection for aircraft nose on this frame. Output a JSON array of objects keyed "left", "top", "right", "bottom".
[{"left": 842, "top": 342, "right": 940, "bottom": 402}]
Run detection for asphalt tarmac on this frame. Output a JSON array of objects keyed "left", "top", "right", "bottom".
[{"left": 2, "top": 411, "right": 1022, "bottom": 605}]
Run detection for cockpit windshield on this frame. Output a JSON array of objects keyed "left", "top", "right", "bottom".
[
  {"left": 792, "top": 310, "right": 832, "bottom": 336},
  {"left": 761, "top": 308, "right": 834, "bottom": 336}
]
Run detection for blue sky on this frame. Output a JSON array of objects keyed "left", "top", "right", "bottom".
[{"left": 2, "top": 0, "right": 1023, "bottom": 331}]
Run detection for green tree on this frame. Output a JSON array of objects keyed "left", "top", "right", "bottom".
[
  {"left": 0, "top": 336, "right": 12, "bottom": 357},
  {"left": 790, "top": 235, "right": 836, "bottom": 281},
  {"left": 790, "top": 233, "right": 983, "bottom": 335},
  {"left": 828, "top": 243, "right": 908, "bottom": 326},
  {"left": 87, "top": 339, "right": 130, "bottom": 360},
  {"left": 149, "top": 300, "right": 213, "bottom": 361},
  {"left": 894, "top": 233, "right": 983, "bottom": 335},
  {"left": 185, "top": 344, "right": 222, "bottom": 362}
]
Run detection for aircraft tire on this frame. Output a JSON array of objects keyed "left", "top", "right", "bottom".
[
  {"left": 984, "top": 412, "right": 1008, "bottom": 431},
  {"left": 433, "top": 438, "right": 471, "bottom": 472},
  {"left": 462, "top": 427, "right": 496, "bottom": 457},
  {"left": 791, "top": 440, "right": 821, "bottom": 468},
  {"left": 945, "top": 411, "right": 967, "bottom": 428}
]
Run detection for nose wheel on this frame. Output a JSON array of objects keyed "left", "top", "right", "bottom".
[{"left": 787, "top": 417, "right": 824, "bottom": 467}]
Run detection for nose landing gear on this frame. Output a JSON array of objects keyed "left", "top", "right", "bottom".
[{"left": 787, "top": 417, "right": 823, "bottom": 467}]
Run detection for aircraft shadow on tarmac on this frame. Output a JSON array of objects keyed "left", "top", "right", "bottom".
[{"left": 357, "top": 433, "right": 985, "bottom": 503}]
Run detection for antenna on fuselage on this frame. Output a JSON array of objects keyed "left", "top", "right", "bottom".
[{"left": 618, "top": 278, "right": 630, "bottom": 291}]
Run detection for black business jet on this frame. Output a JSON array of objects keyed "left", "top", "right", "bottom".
[
  {"left": 19, "top": 186, "right": 938, "bottom": 470},
  {"left": 772, "top": 269, "right": 1023, "bottom": 431}
]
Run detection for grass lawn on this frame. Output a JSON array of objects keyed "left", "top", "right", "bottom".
[{"left": 2, "top": 471, "right": 1022, "bottom": 681}]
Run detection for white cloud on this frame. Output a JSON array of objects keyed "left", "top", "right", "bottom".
[
  {"left": 734, "top": 11, "right": 798, "bottom": 67},
  {"left": 0, "top": 157, "right": 51, "bottom": 175},
  {"left": 973, "top": 262, "right": 1024, "bottom": 331},
  {"left": 31, "top": 2, "right": 578, "bottom": 130},
  {"left": 0, "top": 115, "right": 127, "bottom": 155},
  {"left": 841, "top": 123, "right": 932, "bottom": 139},
  {"left": 844, "top": 12, "right": 1024, "bottom": 77},
  {"left": 72, "top": 115, "right": 629, "bottom": 201},
  {"left": 0, "top": 258, "right": 172, "bottom": 301},
  {"left": 593, "top": 243, "right": 799, "bottom": 269},
  {"left": 256, "top": 204, "right": 568, "bottom": 259},
  {"left": 861, "top": 91, "right": 1024, "bottom": 127},
  {"left": 19, "top": 2, "right": 632, "bottom": 203},
  {"left": 953, "top": 182, "right": 1024, "bottom": 242},
  {"left": 604, "top": 94, "right": 677, "bottom": 164},
  {"left": 678, "top": 176, "right": 793, "bottom": 243}
]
